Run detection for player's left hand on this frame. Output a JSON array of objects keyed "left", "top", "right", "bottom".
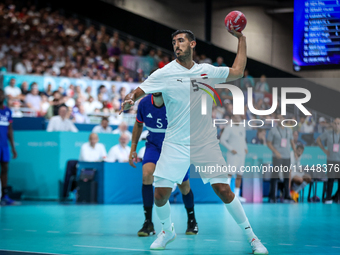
[
  {"left": 129, "top": 151, "right": 138, "bottom": 168},
  {"left": 119, "top": 99, "right": 135, "bottom": 115},
  {"left": 228, "top": 24, "right": 244, "bottom": 39},
  {"left": 12, "top": 149, "right": 17, "bottom": 159}
]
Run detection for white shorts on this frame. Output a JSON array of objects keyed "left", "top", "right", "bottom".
[
  {"left": 227, "top": 153, "right": 246, "bottom": 176},
  {"left": 153, "top": 141, "right": 232, "bottom": 187}
]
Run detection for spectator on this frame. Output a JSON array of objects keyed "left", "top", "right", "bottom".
[
  {"left": 240, "top": 69, "right": 255, "bottom": 90},
  {"left": 297, "top": 116, "right": 306, "bottom": 132},
  {"left": 300, "top": 116, "right": 315, "bottom": 133},
  {"left": 199, "top": 54, "right": 212, "bottom": 64},
  {"left": 25, "top": 83, "right": 41, "bottom": 112},
  {"left": 316, "top": 117, "right": 330, "bottom": 133},
  {"left": 46, "top": 105, "right": 78, "bottom": 132},
  {"left": 20, "top": 81, "right": 29, "bottom": 96},
  {"left": 316, "top": 118, "right": 340, "bottom": 204},
  {"left": 106, "top": 133, "right": 131, "bottom": 162},
  {"left": 40, "top": 94, "right": 50, "bottom": 116},
  {"left": 92, "top": 117, "right": 112, "bottom": 133},
  {"left": 45, "top": 84, "right": 53, "bottom": 97},
  {"left": 45, "top": 91, "right": 65, "bottom": 119},
  {"left": 98, "top": 85, "right": 109, "bottom": 101},
  {"left": 255, "top": 75, "right": 270, "bottom": 93},
  {"left": 289, "top": 143, "right": 311, "bottom": 202},
  {"left": 83, "top": 96, "right": 103, "bottom": 114},
  {"left": 293, "top": 130, "right": 302, "bottom": 145},
  {"left": 73, "top": 105, "right": 90, "bottom": 123},
  {"left": 213, "top": 56, "right": 226, "bottom": 67},
  {"left": 251, "top": 128, "right": 267, "bottom": 145},
  {"left": 4, "top": 78, "right": 21, "bottom": 107},
  {"left": 79, "top": 133, "right": 107, "bottom": 162},
  {"left": 84, "top": 86, "right": 93, "bottom": 100},
  {"left": 112, "top": 121, "right": 132, "bottom": 140},
  {"left": 267, "top": 114, "right": 296, "bottom": 203},
  {"left": 158, "top": 55, "right": 170, "bottom": 68}
]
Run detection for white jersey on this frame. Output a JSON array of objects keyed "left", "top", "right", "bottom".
[
  {"left": 220, "top": 125, "right": 248, "bottom": 156},
  {"left": 139, "top": 60, "right": 229, "bottom": 146}
]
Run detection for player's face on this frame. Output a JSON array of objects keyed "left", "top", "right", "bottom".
[{"left": 172, "top": 34, "right": 195, "bottom": 61}]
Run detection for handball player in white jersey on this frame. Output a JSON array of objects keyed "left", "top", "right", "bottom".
[{"left": 120, "top": 28, "right": 268, "bottom": 254}]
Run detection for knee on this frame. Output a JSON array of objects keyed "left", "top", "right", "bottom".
[
  {"left": 213, "top": 183, "right": 234, "bottom": 203},
  {"left": 154, "top": 191, "right": 168, "bottom": 206},
  {"left": 178, "top": 181, "right": 190, "bottom": 195},
  {"left": 142, "top": 171, "right": 153, "bottom": 185}
]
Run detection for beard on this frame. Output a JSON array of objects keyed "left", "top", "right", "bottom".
[{"left": 176, "top": 48, "right": 191, "bottom": 62}]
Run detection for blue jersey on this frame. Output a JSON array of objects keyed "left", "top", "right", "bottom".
[
  {"left": 0, "top": 106, "right": 12, "bottom": 148},
  {"left": 136, "top": 94, "right": 167, "bottom": 148}
]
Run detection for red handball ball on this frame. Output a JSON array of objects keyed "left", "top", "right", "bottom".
[{"left": 224, "top": 11, "right": 247, "bottom": 32}]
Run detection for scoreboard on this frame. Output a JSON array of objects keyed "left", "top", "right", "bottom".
[{"left": 293, "top": 0, "right": 340, "bottom": 71}]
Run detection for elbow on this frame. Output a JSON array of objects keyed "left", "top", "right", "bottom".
[{"left": 236, "top": 69, "right": 244, "bottom": 79}]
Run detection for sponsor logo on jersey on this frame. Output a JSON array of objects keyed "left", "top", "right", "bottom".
[{"left": 147, "top": 113, "right": 153, "bottom": 118}]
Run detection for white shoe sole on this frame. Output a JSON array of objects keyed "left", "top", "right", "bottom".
[
  {"left": 150, "top": 234, "right": 177, "bottom": 250},
  {"left": 254, "top": 249, "right": 269, "bottom": 254}
]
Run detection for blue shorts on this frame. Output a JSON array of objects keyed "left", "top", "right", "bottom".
[
  {"left": 0, "top": 146, "right": 10, "bottom": 163},
  {"left": 143, "top": 142, "right": 189, "bottom": 182}
]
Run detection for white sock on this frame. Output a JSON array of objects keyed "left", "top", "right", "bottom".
[
  {"left": 225, "top": 196, "right": 255, "bottom": 241},
  {"left": 155, "top": 200, "right": 172, "bottom": 231},
  {"left": 294, "top": 181, "right": 307, "bottom": 193},
  {"left": 235, "top": 187, "right": 240, "bottom": 197}
]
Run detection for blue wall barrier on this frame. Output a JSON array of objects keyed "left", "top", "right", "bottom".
[
  {"left": 8, "top": 131, "right": 145, "bottom": 200},
  {"left": 8, "top": 131, "right": 329, "bottom": 202}
]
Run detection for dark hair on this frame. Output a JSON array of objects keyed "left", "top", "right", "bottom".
[
  {"left": 296, "top": 143, "right": 305, "bottom": 150},
  {"left": 102, "top": 117, "right": 109, "bottom": 122},
  {"left": 171, "top": 30, "right": 195, "bottom": 42}
]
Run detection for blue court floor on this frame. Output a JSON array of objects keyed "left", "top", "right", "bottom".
[{"left": 1, "top": 202, "right": 340, "bottom": 255}]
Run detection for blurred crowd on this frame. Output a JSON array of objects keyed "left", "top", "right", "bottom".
[
  {"left": 5, "top": 76, "right": 137, "bottom": 124},
  {"left": 0, "top": 2, "right": 332, "bottom": 140},
  {"left": 0, "top": 3, "right": 172, "bottom": 81}
]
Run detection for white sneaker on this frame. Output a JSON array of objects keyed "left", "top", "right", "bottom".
[
  {"left": 150, "top": 223, "right": 176, "bottom": 250},
  {"left": 324, "top": 199, "right": 333, "bottom": 204},
  {"left": 237, "top": 196, "right": 247, "bottom": 203},
  {"left": 250, "top": 236, "right": 268, "bottom": 254}
]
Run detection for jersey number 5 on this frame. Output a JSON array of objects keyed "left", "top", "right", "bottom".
[{"left": 156, "top": 118, "right": 163, "bottom": 128}]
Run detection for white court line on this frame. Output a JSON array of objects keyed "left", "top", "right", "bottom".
[
  {"left": 47, "top": 231, "right": 60, "bottom": 233},
  {"left": 2, "top": 229, "right": 13, "bottom": 231},
  {"left": 305, "top": 245, "right": 318, "bottom": 247},
  {"left": 0, "top": 249, "right": 69, "bottom": 255},
  {"left": 70, "top": 232, "right": 82, "bottom": 234},
  {"left": 74, "top": 245, "right": 160, "bottom": 252},
  {"left": 204, "top": 239, "right": 217, "bottom": 241},
  {"left": 278, "top": 243, "right": 293, "bottom": 246},
  {"left": 25, "top": 230, "right": 37, "bottom": 232}
]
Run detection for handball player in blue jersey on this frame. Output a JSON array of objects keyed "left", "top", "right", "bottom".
[
  {"left": 129, "top": 91, "right": 198, "bottom": 236},
  {"left": 0, "top": 89, "right": 18, "bottom": 205}
]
